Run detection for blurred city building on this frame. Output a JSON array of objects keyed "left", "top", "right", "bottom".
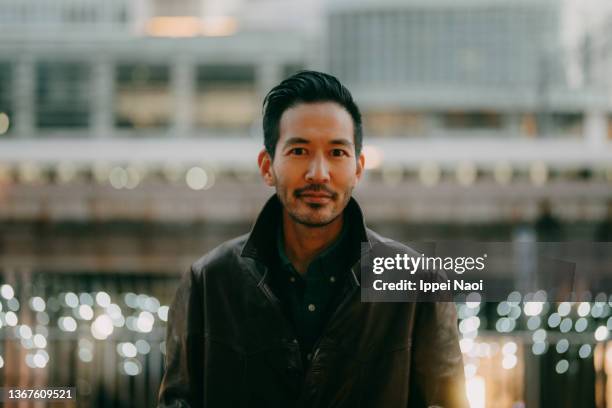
[
  {"left": 0, "top": 0, "right": 609, "bottom": 225},
  {"left": 0, "top": 0, "right": 611, "bottom": 407}
]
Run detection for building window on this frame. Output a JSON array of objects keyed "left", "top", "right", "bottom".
[
  {"left": 442, "top": 111, "right": 502, "bottom": 130},
  {"left": 36, "top": 62, "right": 91, "bottom": 129},
  {"left": 549, "top": 112, "right": 582, "bottom": 136},
  {"left": 0, "top": 63, "right": 12, "bottom": 136},
  {"left": 521, "top": 114, "right": 538, "bottom": 137},
  {"left": 115, "top": 64, "right": 172, "bottom": 129},
  {"left": 529, "top": 112, "right": 583, "bottom": 137},
  {"left": 363, "top": 110, "right": 425, "bottom": 137},
  {"left": 195, "top": 64, "right": 257, "bottom": 134}
]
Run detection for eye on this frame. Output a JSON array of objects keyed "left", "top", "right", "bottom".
[
  {"left": 331, "top": 149, "right": 349, "bottom": 157},
  {"left": 290, "top": 147, "right": 307, "bottom": 156}
]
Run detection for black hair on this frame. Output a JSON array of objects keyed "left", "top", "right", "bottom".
[{"left": 262, "top": 70, "right": 363, "bottom": 159}]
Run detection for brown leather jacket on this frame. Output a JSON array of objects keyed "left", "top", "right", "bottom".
[{"left": 158, "top": 195, "right": 468, "bottom": 408}]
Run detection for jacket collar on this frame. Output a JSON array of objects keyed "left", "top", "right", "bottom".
[{"left": 241, "top": 194, "right": 370, "bottom": 268}]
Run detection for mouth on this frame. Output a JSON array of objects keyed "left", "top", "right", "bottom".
[{"left": 297, "top": 193, "right": 333, "bottom": 204}]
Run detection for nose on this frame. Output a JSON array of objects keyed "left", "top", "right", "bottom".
[{"left": 305, "top": 154, "right": 330, "bottom": 184}]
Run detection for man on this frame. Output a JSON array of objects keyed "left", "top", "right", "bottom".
[{"left": 157, "top": 71, "right": 467, "bottom": 408}]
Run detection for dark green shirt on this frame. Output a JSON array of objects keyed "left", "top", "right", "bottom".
[{"left": 273, "top": 219, "right": 350, "bottom": 365}]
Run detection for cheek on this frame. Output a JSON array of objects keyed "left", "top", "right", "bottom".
[
  {"left": 333, "top": 166, "right": 358, "bottom": 187},
  {"left": 273, "top": 163, "right": 299, "bottom": 189},
  {"left": 276, "top": 160, "right": 305, "bottom": 181}
]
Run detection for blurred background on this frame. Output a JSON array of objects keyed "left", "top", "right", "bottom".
[{"left": 0, "top": 0, "right": 611, "bottom": 406}]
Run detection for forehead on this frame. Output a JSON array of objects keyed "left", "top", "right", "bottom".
[{"left": 278, "top": 102, "right": 354, "bottom": 143}]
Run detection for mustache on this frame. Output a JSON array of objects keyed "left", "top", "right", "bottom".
[{"left": 294, "top": 185, "right": 337, "bottom": 198}]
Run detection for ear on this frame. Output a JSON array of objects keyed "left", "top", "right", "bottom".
[
  {"left": 355, "top": 152, "right": 365, "bottom": 181},
  {"left": 257, "top": 149, "right": 276, "bottom": 187}
]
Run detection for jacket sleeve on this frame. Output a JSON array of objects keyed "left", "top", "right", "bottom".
[
  {"left": 410, "top": 301, "right": 469, "bottom": 408},
  {"left": 158, "top": 265, "right": 205, "bottom": 408}
]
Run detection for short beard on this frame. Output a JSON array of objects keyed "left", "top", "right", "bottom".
[{"left": 287, "top": 207, "right": 343, "bottom": 228}]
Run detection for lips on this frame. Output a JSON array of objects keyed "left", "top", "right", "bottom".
[
  {"left": 299, "top": 193, "right": 332, "bottom": 198},
  {"left": 294, "top": 185, "right": 336, "bottom": 204},
  {"left": 298, "top": 192, "right": 333, "bottom": 203}
]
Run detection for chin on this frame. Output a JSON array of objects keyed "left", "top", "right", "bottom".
[{"left": 292, "top": 209, "right": 339, "bottom": 227}]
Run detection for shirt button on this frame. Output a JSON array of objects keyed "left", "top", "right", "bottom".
[
  {"left": 307, "top": 304, "right": 316, "bottom": 312},
  {"left": 330, "top": 276, "right": 336, "bottom": 283},
  {"left": 289, "top": 276, "right": 296, "bottom": 283}
]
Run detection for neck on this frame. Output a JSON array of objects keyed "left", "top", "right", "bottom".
[{"left": 282, "top": 210, "right": 344, "bottom": 275}]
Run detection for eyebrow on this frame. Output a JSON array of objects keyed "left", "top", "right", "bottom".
[
  {"left": 329, "top": 138, "right": 354, "bottom": 148},
  {"left": 282, "top": 137, "right": 354, "bottom": 148},
  {"left": 283, "top": 137, "right": 310, "bottom": 148}
]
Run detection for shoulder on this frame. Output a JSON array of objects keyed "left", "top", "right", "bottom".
[{"left": 191, "top": 233, "right": 250, "bottom": 278}]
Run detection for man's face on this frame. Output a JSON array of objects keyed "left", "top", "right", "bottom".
[{"left": 258, "top": 102, "right": 365, "bottom": 227}]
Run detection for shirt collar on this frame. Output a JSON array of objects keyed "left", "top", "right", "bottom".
[{"left": 276, "top": 214, "right": 349, "bottom": 275}]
